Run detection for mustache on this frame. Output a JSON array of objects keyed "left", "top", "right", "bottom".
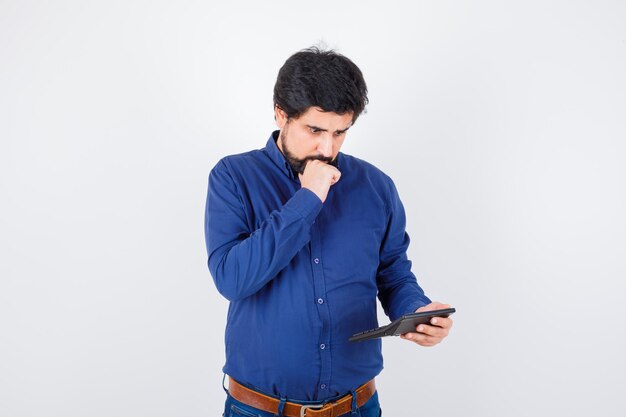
[{"left": 304, "top": 155, "right": 334, "bottom": 164}]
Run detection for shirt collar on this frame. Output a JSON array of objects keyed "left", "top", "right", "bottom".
[
  {"left": 263, "top": 129, "right": 343, "bottom": 181},
  {"left": 264, "top": 130, "right": 296, "bottom": 180}
]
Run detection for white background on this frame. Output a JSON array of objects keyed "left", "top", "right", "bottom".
[{"left": 2, "top": 1, "right": 625, "bottom": 416}]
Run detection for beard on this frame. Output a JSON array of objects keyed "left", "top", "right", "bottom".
[{"left": 279, "top": 128, "right": 338, "bottom": 176}]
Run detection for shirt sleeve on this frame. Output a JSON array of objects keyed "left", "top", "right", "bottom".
[
  {"left": 205, "top": 159, "right": 323, "bottom": 301},
  {"left": 376, "top": 178, "right": 431, "bottom": 320}
]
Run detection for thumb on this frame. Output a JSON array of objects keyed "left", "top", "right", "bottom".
[{"left": 416, "top": 301, "right": 452, "bottom": 312}]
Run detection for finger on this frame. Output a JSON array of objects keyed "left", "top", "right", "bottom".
[
  {"left": 330, "top": 169, "right": 341, "bottom": 184},
  {"left": 430, "top": 316, "right": 453, "bottom": 329},
  {"left": 401, "top": 332, "right": 440, "bottom": 347},
  {"left": 304, "top": 160, "right": 317, "bottom": 170},
  {"left": 415, "top": 324, "right": 448, "bottom": 339},
  {"left": 416, "top": 301, "right": 452, "bottom": 313}
]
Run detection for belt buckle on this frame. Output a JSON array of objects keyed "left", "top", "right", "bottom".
[{"left": 300, "top": 403, "right": 325, "bottom": 417}]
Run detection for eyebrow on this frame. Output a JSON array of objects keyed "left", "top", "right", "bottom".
[{"left": 306, "top": 124, "right": 352, "bottom": 134}]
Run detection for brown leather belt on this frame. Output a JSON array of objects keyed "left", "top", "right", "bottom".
[{"left": 228, "top": 376, "right": 376, "bottom": 417}]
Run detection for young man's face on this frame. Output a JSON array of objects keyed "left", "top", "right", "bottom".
[{"left": 274, "top": 106, "right": 353, "bottom": 175}]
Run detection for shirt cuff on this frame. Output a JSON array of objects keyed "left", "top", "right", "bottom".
[
  {"left": 284, "top": 188, "right": 323, "bottom": 224},
  {"left": 405, "top": 298, "right": 432, "bottom": 315}
]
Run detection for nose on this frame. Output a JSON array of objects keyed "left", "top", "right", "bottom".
[{"left": 317, "top": 134, "right": 333, "bottom": 158}]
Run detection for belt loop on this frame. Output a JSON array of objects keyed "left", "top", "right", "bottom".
[
  {"left": 222, "top": 373, "right": 228, "bottom": 394},
  {"left": 350, "top": 389, "right": 360, "bottom": 416},
  {"left": 277, "top": 397, "right": 287, "bottom": 417}
]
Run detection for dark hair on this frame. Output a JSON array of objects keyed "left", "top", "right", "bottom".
[{"left": 273, "top": 46, "right": 369, "bottom": 124}]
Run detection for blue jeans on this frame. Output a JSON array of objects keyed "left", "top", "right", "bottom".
[{"left": 223, "top": 390, "right": 382, "bottom": 417}]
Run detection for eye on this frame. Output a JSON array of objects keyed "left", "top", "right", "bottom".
[{"left": 309, "top": 127, "right": 321, "bottom": 134}]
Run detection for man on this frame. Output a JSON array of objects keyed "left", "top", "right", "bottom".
[{"left": 205, "top": 46, "right": 453, "bottom": 417}]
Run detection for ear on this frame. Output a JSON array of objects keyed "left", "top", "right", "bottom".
[{"left": 274, "top": 105, "right": 288, "bottom": 129}]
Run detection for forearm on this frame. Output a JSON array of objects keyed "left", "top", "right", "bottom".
[
  {"left": 207, "top": 189, "right": 321, "bottom": 301},
  {"left": 377, "top": 268, "right": 431, "bottom": 320},
  {"left": 377, "top": 178, "right": 431, "bottom": 320}
]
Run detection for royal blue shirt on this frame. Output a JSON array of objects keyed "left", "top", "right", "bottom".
[{"left": 205, "top": 130, "right": 431, "bottom": 401}]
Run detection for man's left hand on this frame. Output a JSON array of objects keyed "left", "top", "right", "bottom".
[{"left": 400, "top": 301, "right": 454, "bottom": 347}]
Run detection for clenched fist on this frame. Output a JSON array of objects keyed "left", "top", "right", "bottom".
[{"left": 299, "top": 160, "right": 341, "bottom": 203}]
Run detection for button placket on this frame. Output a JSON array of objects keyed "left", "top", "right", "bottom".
[{"left": 311, "top": 220, "right": 331, "bottom": 395}]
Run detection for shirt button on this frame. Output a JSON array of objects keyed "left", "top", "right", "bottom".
[
  {"left": 320, "top": 384, "right": 326, "bottom": 389},
  {"left": 320, "top": 344, "right": 326, "bottom": 350},
  {"left": 314, "top": 258, "right": 320, "bottom": 264},
  {"left": 317, "top": 298, "right": 324, "bottom": 304}
]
